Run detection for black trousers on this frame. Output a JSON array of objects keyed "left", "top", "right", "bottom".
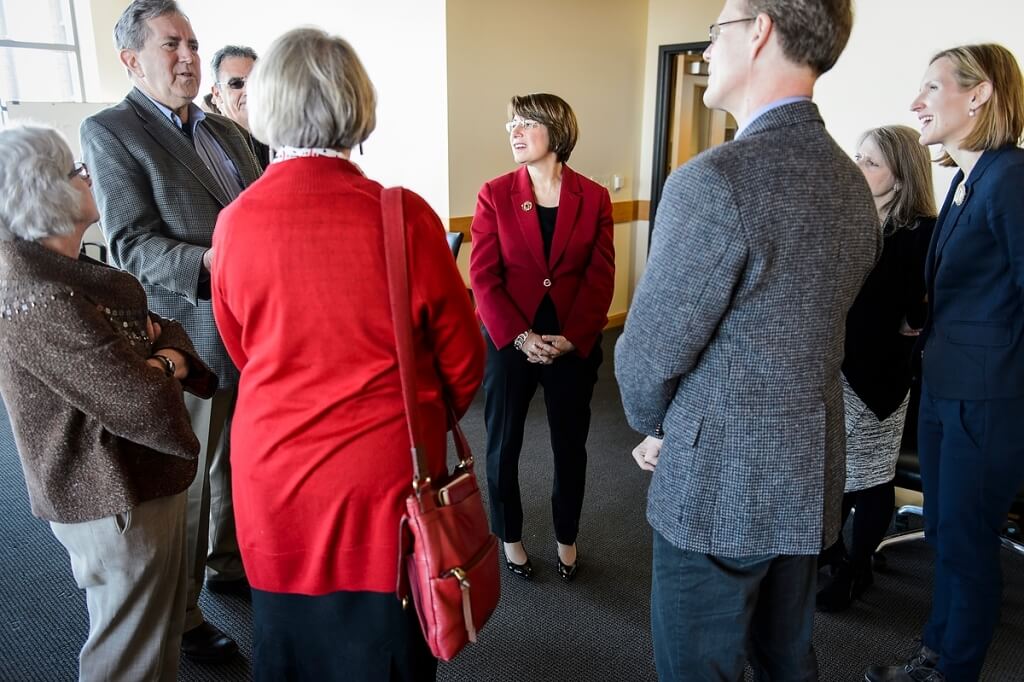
[
  {"left": 820, "top": 481, "right": 896, "bottom": 569},
  {"left": 482, "top": 331, "right": 602, "bottom": 545},
  {"left": 251, "top": 589, "right": 436, "bottom": 682}
]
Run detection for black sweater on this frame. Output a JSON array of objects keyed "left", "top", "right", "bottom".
[{"left": 842, "top": 216, "right": 935, "bottom": 420}]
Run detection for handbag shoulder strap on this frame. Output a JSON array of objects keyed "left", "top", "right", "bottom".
[{"left": 381, "top": 187, "right": 431, "bottom": 492}]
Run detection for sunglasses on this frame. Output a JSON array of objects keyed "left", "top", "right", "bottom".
[{"left": 218, "top": 77, "right": 247, "bottom": 90}]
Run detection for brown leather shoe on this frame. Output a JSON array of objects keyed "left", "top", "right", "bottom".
[{"left": 181, "top": 621, "right": 239, "bottom": 663}]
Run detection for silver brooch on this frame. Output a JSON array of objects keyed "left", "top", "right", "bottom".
[
  {"left": 521, "top": 201, "right": 533, "bottom": 212},
  {"left": 953, "top": 181, "right": 967, "bottom": 206}
]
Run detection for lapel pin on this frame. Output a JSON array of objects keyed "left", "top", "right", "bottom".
[{"left": 521, "top": 201, "right": 533, "bottom": 212}]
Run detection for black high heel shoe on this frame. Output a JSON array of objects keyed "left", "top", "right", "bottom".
[
  {"left": 505, "top": 556, "right": 534, "bottom": 580},
  {"left": 557, "top": 551, "right": 579, "bottom": 582}
]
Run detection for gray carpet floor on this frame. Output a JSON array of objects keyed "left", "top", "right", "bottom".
[{"left": 1, "top": 329, "right": 1022, "bottom": 681}]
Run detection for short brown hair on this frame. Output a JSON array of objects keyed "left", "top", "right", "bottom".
[
  {"left": 930, "top": 43, "right": 1024, "bottom": 167},
  {"left": 744, "top": 0, "right": 853, "bottom": 75},
  {"left": 859, "top": 125, "right": 937, "bottom": 231},
  {"left": 509, "top": 93, "right": 578, "bottom": 163}
]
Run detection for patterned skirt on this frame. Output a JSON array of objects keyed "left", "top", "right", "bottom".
[{"left": 842, "top": 376, "right": 910, "bottom": 493}]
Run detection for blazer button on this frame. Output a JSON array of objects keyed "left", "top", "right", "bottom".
[{"left": 543, "top": 278, "right": 552, "bottom": 288}]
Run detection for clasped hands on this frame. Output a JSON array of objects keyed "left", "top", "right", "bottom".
[{"left": 520, "top": 331, "right": 575, "bottom": 365}]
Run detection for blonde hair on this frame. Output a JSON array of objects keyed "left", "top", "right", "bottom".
[
  {"left": 930, "top": 43, "right": 1024, "bottom": 167},
  {"left": 859, "top": 125, "right": 937, "bottom": 231},
  {"left": 248, "top": 28, "right": 376, "bottom": 150}
]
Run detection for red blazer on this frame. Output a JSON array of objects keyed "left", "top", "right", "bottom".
[
  {"left": 469, "top": 164, "right": 615, "bottom": 357},
  {"left": 210, "top": 158, "right": 484, "bottom": 595}
]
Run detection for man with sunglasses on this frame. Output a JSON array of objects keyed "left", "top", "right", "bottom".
[
  {"left": 80, "top": 0, "right": 263, "bottom": 664},
  {"left": 616, "top": 0, "right": 881, "bottom": 679},
  {"left": 211, "top": 45, "right": 270, "bottom": 170}
]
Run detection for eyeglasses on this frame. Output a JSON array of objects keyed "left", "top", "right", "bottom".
[
  {"left": 708, "top": 17, "right": 755, "bottom": 43},
  {"left": 68, "top": 162, "right": 90, "bottom": 181},
  {"left": 218, "top": 77, "right": 247, "bottom": 90},
  {"left": 505, "top": 119, "right": 542, "bottom": 134}
]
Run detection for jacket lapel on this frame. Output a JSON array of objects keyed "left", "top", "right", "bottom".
[
  {"left": 925, "top": 172, "right": 959, "bottom": 287},
  {"left": 933, "top": 148, "right": 1002, "bottom": 260},
  {"left": 127, "top": 88, "right": 230, "bottom": 207},
  {"left": 511, "top": 166, "right": 548, "bottom": 271},
  {"left": 548, "top": 166, "right": 582, "bottom": 268},
  {"left": 203, "top": 114, "right": 262, "bottom": 187}
]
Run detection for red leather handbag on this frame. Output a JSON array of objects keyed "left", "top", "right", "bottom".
[{"left": 381, "top": 187, "right": 500, "bottom": 662}]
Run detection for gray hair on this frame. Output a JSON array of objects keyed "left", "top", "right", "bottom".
[
  {"left": 248, "top": 28, "right": 376, "bottom": 150},
  {"left": 211, "top": 45, "right": 258, "bottom": 82},
  {"left": 114, "top": 0, "right": 183, "bottom": 51},
  {"left": 745, "top": 0, "right": 853, "bottom": 75},
  {"left": 0, "top": 124, "right": 79, "bottom": 242}
]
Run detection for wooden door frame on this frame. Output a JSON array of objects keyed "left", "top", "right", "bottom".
[{"left": 649, "top": 41, "right": 710, "bottom": 242}]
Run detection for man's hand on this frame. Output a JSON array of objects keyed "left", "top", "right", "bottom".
[
  {"left": 202, "top": 247, "right": 215, "bottom": 272},
  {"left": 632, "top": 436, "right": 663, "bottom": 472}
]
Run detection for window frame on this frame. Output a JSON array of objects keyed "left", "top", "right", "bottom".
[{"left": 0, "top": 0, "right": 87, "bottom": 103}]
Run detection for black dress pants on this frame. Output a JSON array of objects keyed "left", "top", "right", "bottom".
[
  {"left": 251, "top": 589, "right": 436, "bottom": 682},
  {"left": 482, "top": 331, "right": 602, "bottom": 545}
]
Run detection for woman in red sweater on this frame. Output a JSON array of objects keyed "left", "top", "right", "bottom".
[{"left": 210, "top": 29, "right": 484, "bottom": 681}]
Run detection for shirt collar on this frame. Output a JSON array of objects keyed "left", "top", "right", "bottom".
[
  {"left": 736, "top": 96, "right": 811, "bottom": 138},
  {"left": 139, "top": 89, "right": 204, "bottom": 131}
]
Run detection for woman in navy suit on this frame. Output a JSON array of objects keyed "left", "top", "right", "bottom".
[
  {"left": 470, "top": 93, "right": 614, "bottom": 582},
  {"left": 866, "top": 43, "right": 1024, "bottom": 682}
]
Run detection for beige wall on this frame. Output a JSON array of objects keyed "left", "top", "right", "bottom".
[
  {"left": 446, "top": 0, "right": 649, "bottom": 320},
  {"left": 80, "top": 0, "right": 132, "bottom": 103},
  {"left": 633, "top": 0, "right": 720, "bottom": 295},
  {"left": 176, "top": 0, "right": 451, "bottom": 217}
]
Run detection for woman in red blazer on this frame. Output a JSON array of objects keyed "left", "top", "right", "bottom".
[
  {"left": 210, "top": 29, "right": 483, "bottom": 681},
  {"left": 470, "top": 93, "right": 615, "bottom": 582}
]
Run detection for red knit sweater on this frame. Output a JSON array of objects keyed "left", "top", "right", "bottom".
[{"left": 211, "top": 158, "right": 484, "bottom": 595}]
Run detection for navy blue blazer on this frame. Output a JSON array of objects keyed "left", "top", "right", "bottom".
[{"left": 920, "top": 145, "right": 1024, "bottom": 399}]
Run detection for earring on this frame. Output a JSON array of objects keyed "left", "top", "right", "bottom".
[
  {"left": 893, "top": 182, "right": 901, "bottom": 193},
  {"left": 969, "top": 108, "right": 976, "bottom": 117}
]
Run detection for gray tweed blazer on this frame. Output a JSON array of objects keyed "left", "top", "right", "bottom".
[
  {"left": 80, "top": 88, "right": 263, "bottom": 387},
  {"left": 615, "top": 101, "right": 882, "bottom": 556}
]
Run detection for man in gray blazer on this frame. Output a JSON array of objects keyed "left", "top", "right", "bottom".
[
  {"left": 616, "top": 1, "right": 881, "bottom": 679},
  {"left": 80, "top": 0, "right": 261, "bottom": 663}
]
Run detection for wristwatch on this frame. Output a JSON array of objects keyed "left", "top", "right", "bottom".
[{"left": 151, "top": 353, "right": 176, "bottom": 377}]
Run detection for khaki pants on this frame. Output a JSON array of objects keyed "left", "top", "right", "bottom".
[
  {"left": 50, "top": 493, "right": 188, "bottom": 682},
  {"left": 183, "top": 387, "right": 242, "bottom": 631}
]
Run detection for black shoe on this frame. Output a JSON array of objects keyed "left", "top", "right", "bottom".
[
  {"left": 816, "top": 559, "right": 872, "bottom": 613},
  {"left": 505, "top": 556, "right": 534, "bottom": 580},
  {"left": 181, "top": 621, "right": 239, "bottom": 663},
  {"left": 557, "top": 550, "right": 579, "bottom": 583},
  {"left": 864, "top": 643, "right": 942, "bottom": 681},
  {"left": 206, "top": 576, "right": 251, "bottom": 600}
]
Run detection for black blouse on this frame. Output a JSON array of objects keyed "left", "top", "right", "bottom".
[
  {"left": 843, "top": 216, "right": 936, "bottom": 420},
  {"left": 532, "top": 205, "right": 560, "bottom": 334}
]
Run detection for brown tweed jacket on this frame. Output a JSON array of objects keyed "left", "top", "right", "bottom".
[{"left": 0, "top": 240, "right": 216, "bottom": 523}]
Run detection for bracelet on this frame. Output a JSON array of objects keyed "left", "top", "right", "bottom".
[
  {"left": 151, "top": 353, "right": 176, "bottom": 377},
  {"left": 513, "top": 329, "right": 531, "bottom": 352}
]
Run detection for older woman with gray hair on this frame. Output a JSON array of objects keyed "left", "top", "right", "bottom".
[
  {"left": 0, "top": 123, "right": 215, "bottom": 680},
  {"left": 209, "top": 28, "right": 483, "bottom": 681}
]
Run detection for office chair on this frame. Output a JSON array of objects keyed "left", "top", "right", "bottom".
[
  {"left": 875, "top": 384, "right": 1024, "bottom": 558},
  {"left": 446, "top": 231, "right": 464, "bottom": 259}
]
